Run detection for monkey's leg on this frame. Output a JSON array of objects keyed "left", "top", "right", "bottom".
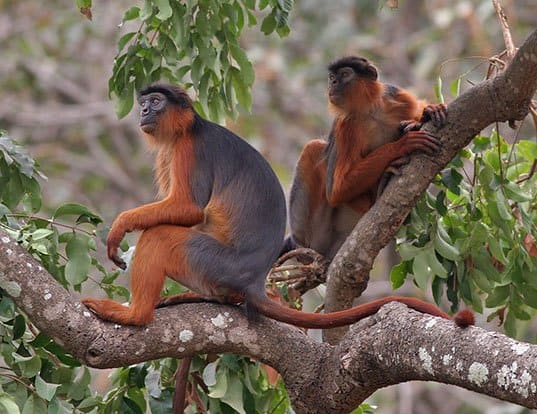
[
  {"left": 83, "top": 225, "right": 192, "bottom": 326},
  {"left": 156, "top": 292, "right": 220, "bottom": 309}
]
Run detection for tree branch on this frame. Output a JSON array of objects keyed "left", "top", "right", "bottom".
[
  {"left": 323, "top": 28, "right": 537, "bottom": 343},
  {"left": 2, "top": 232, "right": 537, "bottom": 412}
]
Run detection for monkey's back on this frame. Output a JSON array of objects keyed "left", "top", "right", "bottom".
[{"left": 185, "top": 118, "right": 286, "bottom": 292}]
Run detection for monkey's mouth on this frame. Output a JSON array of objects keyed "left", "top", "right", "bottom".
[
  {"left": 328, "top": 93, "right": 340, "bottom": 105},
  {"left": 140, "top": 122, "right": 156, "bottom": 133}
]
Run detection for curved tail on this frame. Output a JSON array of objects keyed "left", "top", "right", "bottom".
[{"left": 247, "top": 291, "right": 474, "bottom": 329}]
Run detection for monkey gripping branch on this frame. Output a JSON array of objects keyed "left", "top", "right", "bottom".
[{"left": 0, "top": 28, "right": 536, "bottom": 414}]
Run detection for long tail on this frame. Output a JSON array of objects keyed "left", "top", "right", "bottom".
[{"left": 247, "top": 292, "right": 474, "bottom": 329}]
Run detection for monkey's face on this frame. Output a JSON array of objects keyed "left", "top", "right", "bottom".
[
  {"left": 328, "top": 67, "right": 357, "bottom": 107},
  {"left": 138, "top": 92, "right": 168, "bottom": 134},
  {"left": 327, "top": 57, "right": 379, "bottom": 109}
]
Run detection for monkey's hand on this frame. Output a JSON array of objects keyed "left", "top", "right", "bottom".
[
  {"left": 399, "top": 120, "right": 422, "bottom": 135},
  {"left": 107, "top": 220, "right": 127, "bottom": 270},
  {"left": 420, "top": 103, "right": 448, "bottom": 128},
  {"left": 396, "top": 130, "right": 441, "bottom": 157}
]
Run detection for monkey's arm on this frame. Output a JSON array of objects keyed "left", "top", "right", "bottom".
[
  {"left": 107, "top": 197, "right": 204, "bottom": 268},
  {"left": 327, "top": 130, "right": 440, "bottom": 206}
]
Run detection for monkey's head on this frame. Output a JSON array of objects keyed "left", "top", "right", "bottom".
[
  {"left": 137, "top": 83, "right": 194, "bottom": 142},
  {"left": 327, "top": 56, "right": 378, "bottom": 109}
]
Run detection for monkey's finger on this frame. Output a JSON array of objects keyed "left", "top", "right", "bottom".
[
  {"left": 384, "top": 166, "right": 402, "bottom": 176},
  {"left": 108, "top": 247, "right": 127, "bottom": 270},
  {"left": 431, "top": 110, "right": 446, "bottom": 128},
  {"left": 402, "top": 121, "right": 422, "bottom": 134},
  {"left": 406, "top": 135, "right": 442, "bottom": 154},
  {"left": 388, "top": 156, "right": 410, "bottom": 168},
  {"left": 113, "top": 256, "right": 127, "bottom": 270}
]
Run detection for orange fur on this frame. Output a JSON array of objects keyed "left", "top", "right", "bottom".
[
  {"left": 326, "top": 83, "right": 426, "bottom": 208},
  {"left": 196, "top": 198, "right": 233, "bottom": 246}
]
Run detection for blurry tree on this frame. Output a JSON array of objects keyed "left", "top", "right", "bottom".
[{"left": 0, "top": 0, "right": 537, "bottom": 413}]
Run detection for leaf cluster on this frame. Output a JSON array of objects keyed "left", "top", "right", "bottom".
[
  {"left": 109, "top": 0, "right": 293, "bottom": 121},
  {"left": 393, "top": 129, "right": 537, "bottom": 338}
]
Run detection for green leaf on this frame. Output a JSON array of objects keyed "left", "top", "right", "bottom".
[
  {"left": 65, "top": 234, "right": 91, "bottom": 286},
  {"left": 485, "top": 285, "right": 510, "bottom": 308},
  {"left": 118, "top": 32, "right": 137, "bottom": 52},
  {"left": 434, "top": 77, "right": 444, "bottom": 103},
  {"left": 520, "top": 285, "right": 537, "bottom": 309},
  {"left": 221, "top": 376, "right": 246, "bottom": 414},
  {"left": 412, "top": 254, "right": 431, "bottom": 289},
  {"left": 440, "top": 168, "right": 462, "bottom": 195},
  {"left": 516, "top": 140, "right": 537, "bottom": 160},
  {"left": 232, "top": 71, "right": 252, "bottom": 110},
  {"left": 53, "top": 202, "right": 102, "bottom": 226},
  {"left": 29, "top": 229, "right": 54, "bottom": 241},
  {"left": 208, "top": 367, "right": 228, "bottom": 398},
  {"left": 139, "top": 0, "right": 154, "bottom": 20},
  {"left": 488, "top": 237, "right": 508, "bottom": 265},
  {"left": 434, "top": 224, "right": 460, "bottom": 261},
  {"left": 148, "top": 390, "right": 173, "bottom": 414},
  {"left": 426, "top": 249, "right": 448, "bottom": 278},
  {"left": 0, "top": 280, "right": 22, "bottom": 299},
  {"left": 47, "top": 397, "right": 73, "bottom": 414},
  {"left": 503, "top": 182, "right": 532, "bottom": 202},
  {"left": 203, "top": 361, "right": 218, "bottom": 387},
  {"left": 397, "top": 243, "right": 426, "bottom": 261},
  {"left": 13, "top": 354, "right": 41, "bottom": 378},
  {"left": 504, "top": 310, "right": 517, "bottom": 337},
  {"left": 0, "top": 392, "right": 20, "bottom": 414},
  {"left": 229, "top": 44, "right": 254, "bottom": 85},
  {"left": 67, "top": 367, "right": 91, "bottom": 400},
  {"left": 390, "top": 261, "right": 409, "bottom": 289},
  {"left": 30, "top": 333, "right": 52, "bottom": 348},
  {"left": 77, "top": 396, "right": 102, "bottom": 410},
  {"left": 76, "top": 0, "right": 91, "bottom": 7},
  {"left": 35, "top": 375, "right": 60, "bottom": 402},
  {"left": 12, "top": 314, "right": 26, "bottom": 340},
  {"left": 449, "top": 78, "right": 461, "bottom": 97},
  {"left": 145, "top": 367, "right": 162, "bottom": 399},
  {"left": 22, "top": 394, "right": 46, "bottom": 414},
  {"left": 123, "top": 6, "right": 140, "bottom": 21},
  {"left": 435, "top": 190, "right": 447, "bottom": 216},
  {"left": 470, "top": 268, "right": 492, "bottom": 293},
  {"left": 494, "top": 190, "right": 512, "bottom": 221},
  {"left": 260, "top": 14, "right": 277, "bottom": 35},
  {"left": 113, "top": 84, "right": 135, "bottom": 119}
]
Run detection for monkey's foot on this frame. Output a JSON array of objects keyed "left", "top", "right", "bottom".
[{"left": 82, "top": 298, "right": 152, "bottom": 326}]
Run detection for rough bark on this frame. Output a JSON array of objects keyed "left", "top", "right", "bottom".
[
  {"left": 2, "top": 231, "right": 537, "bottom": 412},
  {"left": 323, "top": 28, "right": 537, "bottom": 343}
]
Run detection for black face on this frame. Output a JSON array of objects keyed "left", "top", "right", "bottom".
[
  {"left": 328, "top": 66, "right": 356, "bottom": 105},
  {"left": 138, "top": 92, "right": 168, "bottom": 133},
  {"left": 327, "top": 56, "right": 378, "bottom": 106}
]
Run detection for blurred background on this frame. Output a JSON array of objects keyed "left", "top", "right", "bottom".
[{"left": 1, "top": 0, "right": 536, "bottom": 412}]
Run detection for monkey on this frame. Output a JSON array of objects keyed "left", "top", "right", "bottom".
[
  {"left": 82, "top": 83, "right": 473, "bottom": 332},
  {"left": 281, "top": 56, "right": 448, "bottom": 260}
]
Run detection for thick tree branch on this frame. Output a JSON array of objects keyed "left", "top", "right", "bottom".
[
  {"left": 323, "top": 28, "right": 537, "bottom": 343},
  {"left": 2, "top": 230, "right": 537, "bottom": 412}
]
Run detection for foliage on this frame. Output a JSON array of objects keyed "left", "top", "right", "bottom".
[
  {"left": 0, "top": 130, "right": 107, "bottom": 412},
  {"left": 108, "top": 355, "right": 292, "bottom": 414},
  {"left": 392, "top": 119, "right": 537, "bottom": 338},
  {"left": 108, "top": 0, "right": 293, "bottom": 121}
]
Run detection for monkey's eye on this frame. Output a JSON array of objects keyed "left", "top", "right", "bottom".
[
  {"left": 340, "top": 69, "right": 353, "bottom": 78},
  {"left": 151, "top": 98, "right": 160, "bottom": 105},
  {"left": 328, "top": 73, "right": 336, "bottom": 81}
]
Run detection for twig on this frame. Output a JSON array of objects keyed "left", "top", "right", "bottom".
[{"left": 492, "top": 0, "right": 516, "bottom": 61}]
